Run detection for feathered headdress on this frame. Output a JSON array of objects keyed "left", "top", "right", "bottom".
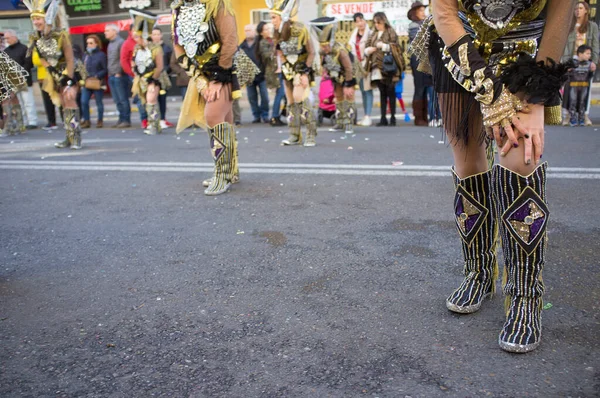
[
  {"left": 265, "top": 0, "right": 298, "bottom": 23},
  {"left": 308, "top": 17, "right": 337, "bottom": 47},
  {"left": 130, "top": 8, "right": 158, "bottom": 40}
]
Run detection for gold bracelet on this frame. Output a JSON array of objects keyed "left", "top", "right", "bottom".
[{"left": 481, "top": 87, "right": 523, "bottom": 127}]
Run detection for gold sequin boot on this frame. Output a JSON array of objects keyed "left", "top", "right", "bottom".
[
  {"left": 144, "top": 104, "right": 161, "bottom": 135},
  {"left": 12, "top": 103, "right": 25, "bottom": 134},
  {"left": 282, "top": 103, "right": 303, "bottom": 145},
  {"left": 447, "top": 168, "right": 498, "bottom": 314},
  {"left": 336, "top": 100, "right": 355, "bottom": 134},
  {"left": 301, "top": 99, "right": 317, "bottom": 147},
  {"left": 205, "top": 122, "right": 235, "bottom": 196},
  {"left": 493, "top": 163, "right": 548, "bottom": 353}
]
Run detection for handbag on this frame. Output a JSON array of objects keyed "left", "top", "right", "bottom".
[
  {"left": 382, "top": 52, "right": 397, "bottom": 76},
  {"left": 84, "top": 77, "right": 102, "bottom": 90}
]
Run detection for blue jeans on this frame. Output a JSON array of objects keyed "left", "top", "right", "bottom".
[
  {"left": 426, "top": 86, "right": 440, "bottom": 120},
  {"left": 81, "top": 87, "right": 104, "bottom": 122},
  {"left": 360, "top": 78, "right": 373, "bottom": 117},
  {"left": 108, "top": 75, "right": 131, "bottom": 123},
  {"left": 158, "top": 93, "right": 167, "bottom": 120},
  {"left": 126, "top": 74, "right": 148, "bottom": 122},
  {"left": 247, "top": 79, "right": 269, "bottom": 121},
  {"left": 180, "top": 86, "right": 187, "bottom": 99},
  {"left": 272, "top": 73, "right": 285, "bottom": 119}
]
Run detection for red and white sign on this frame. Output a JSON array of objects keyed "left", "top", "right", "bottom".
[{"left": 324, "top": 1, "right": 418, "bottom": 35}]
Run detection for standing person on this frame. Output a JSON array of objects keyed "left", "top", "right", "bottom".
[
  {"left": 25, "top": 0, "right": 84, "bottom": 149},
  {"left": 151, "top": 27, "right": 174, "bottom": 129},
  {"left": 412, "top": 0, "right": 574, "bottom": 352},
  {"left": 408, "top": 1, "right": 429, "bottom": 126},
  {"left": 169, "top": 50, "right": 190, "bottom": 99},
  {"left": 268, "top": 0, "right": 318, "bottom": 146},
  {"left": 3, "top": 30, "right": 37, "bottom": 129},
  {"left": 240, "top": 24, "right": 269, "bottom": 124},
  {"left": 172, "top": 0, "right": 256, "bottom": 195},
  {"left": 121, "top": 24, "right": 148, "bottom": 129},
  {"left": 105, "top": 24, "right": 131, "bottom": 128},
  {"left": 130, "top": 10, "right": 170, "bottom": 135},
  {"left": 568, "top": 45, "right": 594, "bottom": 126},
  {"left": 31, "top": 48, "right": 58, "bottom": 130},
  {"left": 349, "top": 13, "right": 373, "bottom": 126},
  {"left": 310, "top": 17, "right": 356, "bottom": 134},
  {"left": 256, "top": 22, "right": 284, "bottom": 126},
  {"left": 80, "top": 34, "right": 107, "bottom": 129},
  {"left": 562, "top": 1, "right": 598, "bottom": 126},
  {"left": 0, "top": 50, "right": 28, "bottom": 136},
  {"left": 364, "top": 12, "right": 404, "bottom": 127}
]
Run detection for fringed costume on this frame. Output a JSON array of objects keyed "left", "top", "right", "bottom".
[
  {"left": 172, "top": 0, "right": 258, "bottom": 195},
  {"left": 410, "top": 0, "right": 574, "bottom": 353},
  {"left": 130, "top": 10, "right": 171, "bottom": 135},
  {"left": 309, "top": 17, "right": 357, "bottom": 135},
  {"left": 0, "top": 51, "right": 29, "bottom": 137},
  {"left": 25, "top": 0, "right": 84, "bottom": 149},
  {"left": 268, "top": 0, "right": 318, "bottom": 147}
]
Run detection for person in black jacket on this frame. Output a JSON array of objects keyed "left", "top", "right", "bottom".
[
  {"left": 3, "top": 30, "right": 34, "bottom": 130},
  {"left": 81, "top": 35, "right": 107, "bottom": 128}
]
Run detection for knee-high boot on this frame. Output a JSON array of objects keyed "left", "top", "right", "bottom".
[
  {"left": 282, "top": 103, "right": 302, "bottom": 145},
  {"left": 205, "top": 122, "right": 235, "bottom": 196},
  {"left": 12, "top": 103, "right": 25, "bottom": 134},
  {"left": 301, "top": 99, "right": 317, "bottom": 147},
  {"left": 336, "top": 100, "right": 355, "bottom": 134},
  {"left": 145, "top": 103, "right": 161, "bottom": 135},
  {"left": 203, "top": 133, "right": 240, "bottom": 188},
  {"left": 447, "top": 168, "right": 499, "bottom": 313},
  {"left": 55, "top": 108, "right": 81, "bottom": 149},
  {"left": 2, "top": 104, "right": 16, "bottom": 136},
  {"left": 493, "top": 163, "right": 548, "bottom": 353}
]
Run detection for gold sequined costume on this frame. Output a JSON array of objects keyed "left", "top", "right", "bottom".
[
  {"left": 410, "top": 0, "right": 574, "bottom": 353},
  {"left": 25, "top": 0, "right": 84, "bottom": 149},
  {"left": 268, "top": 0, "right": 318, "bottom": 147},
  {"left": 0, "top": 51, "right": 28, "bottom": 136},
  {"left": 172, "top": 0, "right": 257, "bottom": 195},
  {"left": 310, "top": 17, "right": 357, "bottom": 134}
]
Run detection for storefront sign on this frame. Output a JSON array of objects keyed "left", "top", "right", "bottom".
[
  {"left": 324, "top": 0, "right": 416, "bottom": 35},
  {"left": 66, "top": 0, "right": 103, "bottom": 12}
]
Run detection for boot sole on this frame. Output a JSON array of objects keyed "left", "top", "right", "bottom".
[
  {"left": 499, "top": 337, "right": 540, "bottom": 353},
  {"left": 446, "top": 292, "right": 492, "bottom": 314},
  {"left": 204, "top": 185, "right": 231, "bottom": 196}
]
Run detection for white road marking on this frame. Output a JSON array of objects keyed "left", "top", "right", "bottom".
[{"left": 0, "top": 160, "right": 599, "bottom": 179}]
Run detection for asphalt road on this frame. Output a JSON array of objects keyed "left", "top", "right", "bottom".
[{"left": 0, "top": 120, "right": 598, "bottom": 397}]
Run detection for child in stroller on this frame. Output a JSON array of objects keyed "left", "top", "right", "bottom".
[{"left": 317, "top": 74, "right": 337, "bottom": 126}]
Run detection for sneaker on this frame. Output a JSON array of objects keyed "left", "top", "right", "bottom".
[
  {"left": 584, "top": 115, "right": 593, "bottom": 126},
  {"left": 117, "top": 122, "right": 132, "bottom": 128},
  {"left": 251, "top": 119, "right": 261, "bottom": 124},
  {"left": 359, "top": 116, "right": 372, "bottom": 126},
  {"left": 26, "top": 124, "right": 38, "bottom": 130},
  {"left": 141, "top": 119, "right": 148, "bottom": 129},
  {"left": 562, "top": 117, "right": 570, "bottom": 126},
  {"left": 160, "top": 120, "right": 174, "bottom": 129},
  {"left": 569, "top": 116, "right": 578, "bottom": 127},
  {"left": 42, "top": 123, "right": 58, "bottom": 130}
]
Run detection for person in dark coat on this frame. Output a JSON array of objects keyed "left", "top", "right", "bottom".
[
  {"left": 240, "top": 24, "right": 269, "bottom": 123},
  {"left": 81, "top": 34, "right": 108, "bottom": 128}
]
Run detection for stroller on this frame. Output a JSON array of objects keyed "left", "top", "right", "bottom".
[{"left": 317, "top": 75, "right": 336, "bottom": 126}]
